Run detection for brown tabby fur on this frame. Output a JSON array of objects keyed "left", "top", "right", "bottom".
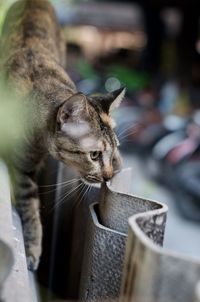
[{"left": 0, "top": 0, "right": 125, "bottom": 270}]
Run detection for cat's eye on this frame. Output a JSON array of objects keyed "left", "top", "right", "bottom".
[{"left": 90, "top": 151, "right": 101, "bottom": 161}]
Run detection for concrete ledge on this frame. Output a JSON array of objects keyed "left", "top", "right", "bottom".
[{"left": 0, "top": 161, "right": 39, "bottom": 302}]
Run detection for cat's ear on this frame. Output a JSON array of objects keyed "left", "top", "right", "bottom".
[
  {"left": 57, "top": 94, "right": 88, "bottom": 126},
  {"left": 93, "top": 87, "right": 125, "bottom": 113}
]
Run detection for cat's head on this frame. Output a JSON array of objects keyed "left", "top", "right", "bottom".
[{"left": 50, "top": 88, "right": 125, "bottom": 184}]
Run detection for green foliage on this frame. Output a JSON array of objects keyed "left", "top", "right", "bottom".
[
  {"left": 0, "top": 84, "right": 28, "bottom": 156},
  {"left": 76, "top": 59, "right": 98, "bottom": 80},
  {"left": 107, "top": 65, "right": 150, "bottom": 92},
  {"left": 0, "top": 0, "right": 15, "bottom": 33},
  {"left": 0, "top": 1, "right": 28, "bottom": 157}
]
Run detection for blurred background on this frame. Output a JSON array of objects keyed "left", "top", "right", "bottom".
[
  {"left": 1, "top": 0, "right": 200, "bottom": 299},
  {"left": 51, "top": 0, "right": 200, "bottom": 257}
]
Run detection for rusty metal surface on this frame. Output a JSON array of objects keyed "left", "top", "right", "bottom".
[
  {"left": 79, "top": 203, "right": 126, "bottom": 301},
  {"left": 79, "top": 168, "right": 167, "bottom": 301},
  {"left": 79, "top": 167, "right": 200, "bottom": 302},
  {"left": 99, "top": 181, "right": 164, "bottom": 235}
]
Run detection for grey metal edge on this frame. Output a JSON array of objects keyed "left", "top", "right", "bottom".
[
  {"left": 120, "top": 191, "right": 200, "bottom": 302},
  {"left": 79, "top": 168, "right": 168, "bottom": 301}
]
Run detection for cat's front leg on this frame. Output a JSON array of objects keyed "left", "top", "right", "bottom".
[{"left": 16, "top": 174, "right": 42, "bottom": 271}]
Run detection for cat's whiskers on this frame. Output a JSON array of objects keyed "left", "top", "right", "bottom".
[
  {"left": 39, "top": 178, "right": 80, "bottom": 195},
  {"left": 82, "top": 185, "right": 91, "bottom": 202},
  {"left": 46, "top": 182, "right": 83, "bottom": 215},
  {"left": 39, "top": 178, "right": 79, "bottom": 188},
  {"left": 117, "top": 126, "right": 133, "bottom": 138},
  {"left": 54, "top": 182, "right": 84, "bottom": 210},
  {"left": 118, "top": 129, "right": 140, "bottom": 141},
  {"left": 73, "top": 183, "right": 87, "bottom": 208},
  {"left": 74, "top": 184, "right": 91, "bottom": 209},
  {"left": 117, "top": 122, "right": 142, "bottom": 138}
]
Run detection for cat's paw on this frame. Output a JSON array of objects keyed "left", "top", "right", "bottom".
[
  {"left": 25, "top": 245, "right": 41, "bottom": 271},
  {"left": 26, "top": 255, "right": 40, "bottom": 271}
]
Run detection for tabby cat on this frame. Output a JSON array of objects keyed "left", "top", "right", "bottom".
[{"left": 0, "top": 0, "right": 125, "bottom": 270}]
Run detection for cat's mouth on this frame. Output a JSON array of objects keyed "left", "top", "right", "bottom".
[{"left": 82, "top": 175, "right": 102, "bottom": 185}]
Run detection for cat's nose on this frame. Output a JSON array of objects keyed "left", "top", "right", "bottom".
[
  {"left": 103, "top": 176, "right": 111, "bottom": 182},
  {"left": 103, "top": 167, "right": 113, "bottom": 182}
]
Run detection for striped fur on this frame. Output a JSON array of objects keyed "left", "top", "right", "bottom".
[{"left": 1, "top": 0, "right": 124, "bottom": 270}]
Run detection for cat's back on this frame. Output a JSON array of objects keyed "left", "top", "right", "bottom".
[
  {"left": 1, "top": 0, "right": 60, "bottom": 54},
  {"left": 0, "top": 0, "right": 67, "bottom": 95}
]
